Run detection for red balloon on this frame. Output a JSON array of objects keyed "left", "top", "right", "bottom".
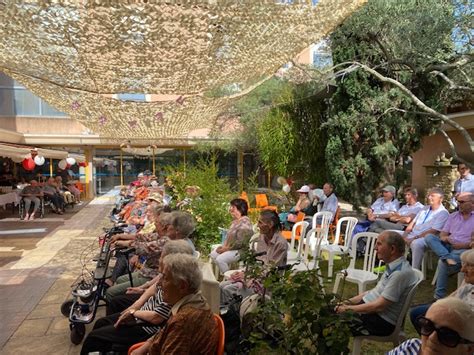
[
  {"left": 22, "top": 158, "right": 36, "bottom": 171},
  {"left": 66, "top": 164, "right": 71, "bottom": 169}
]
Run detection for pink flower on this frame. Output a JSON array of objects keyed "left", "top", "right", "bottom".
[
  {"left": 71, "top": 101, "right": 81, "bottom": 110},
  {"left": 176, "top": 96, "right": 185, "bottom": 105},
  {"left": 128, "top": 120, "right": 138, "bottom": 129},
  {"left": 98, "top": 115, "right": 107, "bottom": 125},
  {"left": 155, "top": 112, "right": 164, "bottom": 121}
]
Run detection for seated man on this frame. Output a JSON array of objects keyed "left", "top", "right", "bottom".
[
  {"left": 426, "top": 192, "right": 474, "bottom": 299},
  {"left": 352, "top": 185, "right": 400, "bottom": 241},
  {"left": 401, "top": 187, "right": 449, "bottom": 270},
  {"left": 389, "top": 297, "right": 474, "bottom": 355},
  {"left": 336, "top": 231, "right": 418, "bottom": 336},
  {"left": 20, "top": 179, "right": 43, "bottom": 220},
  {"left": 369, "top": 187, "right": 424, "bottom": 233},
  {"left": 306, "top": 182, "right": 339, "bottom": 221},
  {"left": 132, "top": 254, "right": 219, "bottom": 355}
]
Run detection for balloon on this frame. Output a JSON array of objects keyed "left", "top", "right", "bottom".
[
  {"left": 34, "top": 155, "right": 45, "bottom": 166},
  {"left": 66, "top": 164, "right": 71, "bottom": 169},
  {"left": 282, "top": 184, "right": 291, "bottom": 193},
  {"left": 58, "top": 159, "right": 67, "bottom": 170},
  {"left": 66, "top": 157, "right": 76, "bottom": 165},
  {"left": 276, "top": 176, "right": 287, "bottom": 186},
  {"left": 22, "top": 158, "right": 36, "bottom": 171}
]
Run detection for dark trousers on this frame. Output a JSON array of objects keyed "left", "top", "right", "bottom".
[
  {"left": 110, "top": 253, "right": 131, "bottom": 283},
  {"left": 349, "top": 301, "right": 395, "bottom": 336},
  {"left": 80, "top": 312, "right": 151, "bottom": 355},
  {"left": 106, "top": 293, "right": 141, "bottom": 316}
]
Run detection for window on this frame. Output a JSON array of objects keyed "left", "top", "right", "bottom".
[{"left": 0, "top": 72, "right": 67, "bottom": 117}]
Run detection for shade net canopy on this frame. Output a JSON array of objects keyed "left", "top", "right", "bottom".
[{"left": 0, "top": 0, "right": 366, "bottom": 139}]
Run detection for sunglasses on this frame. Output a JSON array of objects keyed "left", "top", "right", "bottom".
[{"left": 418, "top": 316, "right": 473, "bottom": 348}]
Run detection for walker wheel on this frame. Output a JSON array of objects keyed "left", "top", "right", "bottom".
[
  {"left": 60, "top": 299, "right": 74, "bottom": 317},
  {"left": 70, "top": 322, "right": 86, "bottom": 345}
]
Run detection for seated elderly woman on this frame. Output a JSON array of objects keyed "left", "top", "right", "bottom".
[
  {"left": 389, "top": 297, "right": 474, "bottom": 355},
  {"left": 210, "top": 198, "right": 254, "bottom": 273},
  {"left": 409, "top": 248, "right": 474, "bottom": 333},
  {"left": 80, "top": 240, "right": 194, "bottom": 355},
  {"left": 43, "top": 177, "right": 65, "bottom": 214},
  {"left": 131, "top": 254, "right": 219, "bottom": 355},
  {"left": 279, "top": 185, "right": 311, "bottom": 229},
  {"left": 220, "top": 210, "right": 289, "bottom": 305},
  {"left": 106, "top": 211, "right": 196, "bottom": 302}
]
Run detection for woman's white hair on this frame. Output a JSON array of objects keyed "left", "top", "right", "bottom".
[
  {"left": 431, "top": 297, "right": 474, "bottom": 342},
  {"left": 162, "top": 240, "right": 194, "bottom": 257},
  {"left": 163, "top": 253, "right": 202, "bottom": 293},
  {"left": 460, "top": 249, "right": 474, "bottom": 266}
]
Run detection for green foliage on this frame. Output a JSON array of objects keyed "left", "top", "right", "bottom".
[
  {"left": 239, "top": 249, "right": 356, "bottom": 354},
  {"left": 165, "top": 157, "right": 233, "bottom": 252},
  {"left": 325, "top": 0, "right": 461, "bottom": 207},
  {"left": 256, "top": 108, "right": 297, "bottom": 177}
]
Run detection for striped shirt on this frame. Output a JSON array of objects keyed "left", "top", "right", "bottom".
[
  {"left": 140, "top": 287, "right": 172, "bottom": 335},
  {"left": 387, "top": 338, "right": 421, "bottom": 354}
]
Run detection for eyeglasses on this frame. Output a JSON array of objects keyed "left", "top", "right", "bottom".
[{"left": 417, "top": 316, "right": 473, "bottom": 348}]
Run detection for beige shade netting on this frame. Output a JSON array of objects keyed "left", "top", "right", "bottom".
[{"left": 0, "top": 0, "right": 366, "bottom": 139}]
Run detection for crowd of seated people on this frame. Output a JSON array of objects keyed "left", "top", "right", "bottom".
[
  {"left": 79, "top": 173, "right": 220, "bottom": 355},
  {"left": 16, "top": 174, "right": 84, "bottom": 219},
  {"left": 76, "top": 165, "right": 474, "bottom": 355}
]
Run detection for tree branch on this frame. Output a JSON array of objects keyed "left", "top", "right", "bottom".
[
  {"left": 437, "top": 129, "right": 473, "bottom": 167},
  {"left": 423, "top": 54, "right": 473, "bottom": 73},
  {"left": 431, "top": 70, "right": 474, "bottom": 91},
  {"left": 338, "top": 61, "right": 474, "bottom": 155}
]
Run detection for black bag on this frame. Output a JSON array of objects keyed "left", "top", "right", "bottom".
[{"left": 220, "top": 294, "right": 242, "bottom": 354}]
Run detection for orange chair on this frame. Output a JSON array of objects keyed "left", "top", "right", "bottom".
[
  {"left": 255, "top": 193, "right": 278, "bottom": 212},
  {"left": 328, "top": 206, "right": 341, "bottom": 242},
  {"left": 282, "top": 212, "right": 306, "bottom": 241},
  {"left": 127, "top": 314, "right": 225, "bottom": 355},
  {"left": 75, "top": 181, "right": 85, "bottom": 199},
  {"left": 214, "top": 313, "right": 225, "bottom": 355},
  {"left": 240, "top": 191, "right": 250, "bottom": 206}
]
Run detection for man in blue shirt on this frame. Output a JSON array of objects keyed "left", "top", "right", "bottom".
[
  {"left": 336, "top": 231, "right": 418, "bottom": 336},
  {"left": 452, "top": 163, "right": 474, "bottom": 208}
]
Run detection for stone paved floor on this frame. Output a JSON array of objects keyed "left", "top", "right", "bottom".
[{"left": 0, "top": 195, "right": 115, "bottom": 354}]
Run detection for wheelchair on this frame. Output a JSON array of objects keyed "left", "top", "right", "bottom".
[{"left": 19, "top": 197, "right": 45, "bottom": 220}]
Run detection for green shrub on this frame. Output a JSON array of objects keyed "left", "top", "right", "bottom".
[{"left": 165, "top": 158, "right": 234, "bottom": 253}]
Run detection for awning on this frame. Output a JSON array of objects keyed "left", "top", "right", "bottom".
[{"left": 0, "top": 143, "right": 68, "bottom": 160}]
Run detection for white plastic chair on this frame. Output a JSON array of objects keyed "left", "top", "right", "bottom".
[
  {"left": 291, "top": 227, "right": 325, "bottom": 273},
  {"left": 287, "top": 221, "right": 310, "bottom": 263},
  {"left": 308, "top": 211, "right": 333, "bottom": 252},
  {"left": 223, "top": 232, "right": 260, "bottom": 281},
  {"left": 332, "top": 232, "right": 379, "bottom": 295},
  {"left": 351, "top": 269, "right": 424, "bottom": 355},
  {"left": 321, "top": 216, "right": 358, "bottom": 278}
]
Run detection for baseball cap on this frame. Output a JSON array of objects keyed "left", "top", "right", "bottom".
[
  {"left": 296, "top": 185, "right": 310, "bottom": 193},
  {"left": 382, "top": 185, "right": 396, "bottom": 194}
]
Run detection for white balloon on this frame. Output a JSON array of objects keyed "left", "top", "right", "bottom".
[
  {"left": 282, "top": 184, "right": 291, "bottom": 193},
  {"left": 34, "top": 155, "right": 45, "bottom": 166},
  {"left": 58, "top": 159, "right": 67, "bottom": 170},
  {"left": 66, "top": 157, "right": 76, "bottom": 165}
]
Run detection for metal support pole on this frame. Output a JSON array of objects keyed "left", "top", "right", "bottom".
[
  {"left": 267, "top": 170, "right": 271, "bottom": 189},
  {"left": 49, "top": 157, "right": 53, "bottom": 177},
  {"left": 182, "top": 149, "right": 186, "bottom": 177},
  {"left": 238, "top": 150, "right": 244, "bottom": 192},
  {"left": 120, "top": 148, "right": 124, "bottom": 187},
  {"left": 152, "top": 147, "right": 155, "bottom": 175}
]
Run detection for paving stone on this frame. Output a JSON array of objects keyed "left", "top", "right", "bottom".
[
  {"left": 46, "top": 317, "right": 71, "bottom": 335},
  {"left": 27, "top": 303, "right": 64, "bottom": 319},
  {"left": 1, "top": 334, "right": 75, "bottom": 355},
  {"left": 11, "top": 318, "right": 53, "bottom": 338}
]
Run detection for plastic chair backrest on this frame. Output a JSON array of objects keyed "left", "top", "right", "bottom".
[
  {"left": 75, "top": 181, "right": 84, "bottom": 192},
  {"left": 312, "top": 211, "right": 333, "bottom": 243},
  {"left": 214, "top": 314, "right": 225, "bottom": 355},
  {"left": 330, "top": 206, "right": 341, "bottom": 227},
  {"left": 332, "top": 216, "right": 358, "bottom": 246},
  {"left": 289, "top": 220, "right": 309, "bottom": 251},
  {"left": 393, "top": 269, "right": 424, "bottom": 333},
  {"left": 240, "top": 191, "right": 250, "bottom": 206},
  {"left": 255, "top": 194, "right": 269, "bottom": 208},
  {"left": 295, "top": 211, "right": 305, "bottom": 223},
  {"left": 349, "top": 232, "right": 379, "bottom": 272}
]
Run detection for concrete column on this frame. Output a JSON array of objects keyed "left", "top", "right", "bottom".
[{"left": 84, "top": 147, "right": 96, "bottom": 199}]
